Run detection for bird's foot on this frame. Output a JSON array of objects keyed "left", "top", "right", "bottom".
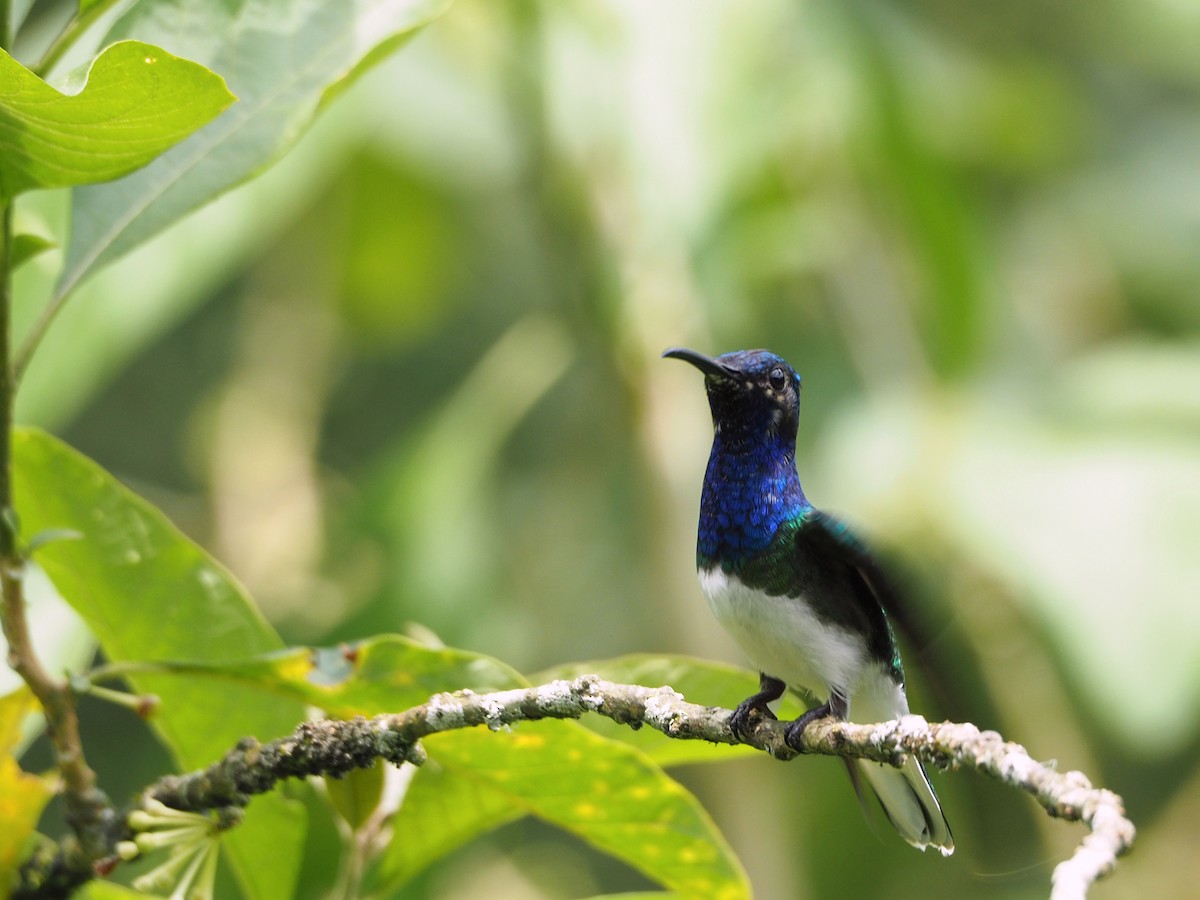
[
  {"left": 730, "top": 700, "right": 777, "bottom": 740},
  {"left": 729, "top": 673, "right": 786, "bottom": 742},
  {"left": 783, "top": 701, "right": 834, "bottom": 752}
]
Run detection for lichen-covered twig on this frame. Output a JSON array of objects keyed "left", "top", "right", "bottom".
[{"left": 18, "top": 676, "right": 1135, "bottom": 900}]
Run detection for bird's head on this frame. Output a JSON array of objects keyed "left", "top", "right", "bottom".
[{"left": 663, "top": 347, "right": 802, "bottom": 447}]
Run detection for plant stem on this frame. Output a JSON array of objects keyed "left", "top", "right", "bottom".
[
  {"left": 1, "top": 212, "right": 113, "bottom": 891},
  {"left": 0, "top": 13, "right": 113, "bottom": 875},
  {"left": 0, "top": 231, "right": 9, "bottom": 555}
]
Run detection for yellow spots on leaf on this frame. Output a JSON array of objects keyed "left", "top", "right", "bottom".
[
  {"left": 275, "top": 653, "right": 315, "bottom": 681},
  {"left": 678, "top": 842, "right": 716, "bottom": 864},
  {"left": 680, "top": 876, "right": 746, "bottom": 900},
  {"left": 418, "top": 715, "right": 750, "bottom": 899}
]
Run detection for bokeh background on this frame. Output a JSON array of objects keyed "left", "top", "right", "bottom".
[{"left": 11, "top": 0, "right": 1200, "bottom": 897}]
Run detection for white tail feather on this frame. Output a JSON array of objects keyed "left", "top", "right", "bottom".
[{"left": 854, "top": 755, "right": 954, "bottom": 855}]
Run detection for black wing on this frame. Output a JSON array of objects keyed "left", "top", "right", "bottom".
[{"left": 731, "top": 507, "right": 910, "bottom": 679}]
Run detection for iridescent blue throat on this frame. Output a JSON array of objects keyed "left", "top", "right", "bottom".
[{"left": 697, "top": 427, "right": 809, "bottom": 569}]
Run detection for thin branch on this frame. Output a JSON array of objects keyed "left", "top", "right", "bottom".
[
  {"left": 1, "top": 142, "right": 112, "bottom": 900},
  {"left": 1, "top": 562, "right": 111, "bottom": 810},
  {"left": 17, "top": 676, "right": 1135, "bottom": 899}
]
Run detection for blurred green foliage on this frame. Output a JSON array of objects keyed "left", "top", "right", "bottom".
[{"left": 6, "top": 0, "right": 1200, "bottom": 897}]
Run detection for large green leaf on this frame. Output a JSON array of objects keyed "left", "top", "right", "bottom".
[
  {"left": 58, "top": 0, "right": 451, "bottom": 299},
  {"left": 383, "top": 723, "right": 749, "bottom": 899},
  {"left": 0, "top": 41, "right": 233, "bottom": 203},
  {"left": 11, "top": 428, "right": 306, "bottom": 899}
]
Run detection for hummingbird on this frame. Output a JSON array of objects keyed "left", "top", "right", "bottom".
[{"left": 663, "top": 346, "right": 953, "bottom": 855}]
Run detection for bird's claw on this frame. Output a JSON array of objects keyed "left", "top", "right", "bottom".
[
  {"left": 729, "top": 700, "right": 777, "bottom": 742},
  {"left": 782, "top": 702, "right": 833, "bottom": 753}
]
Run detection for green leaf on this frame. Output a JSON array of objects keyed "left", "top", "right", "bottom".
[
  {"left": 535, "top": 655, "right": 804, "bottom": 765},
  {"left": 58, "top": 0, "right": 451, "bottom": 299},
  {"left": 10, "top": 233, "right": 57, "bottom": 271},
  {"left": 11, "top": 428, "right": 306, "bottom": 899},
  {"left": 335, "top": 637, "right": 525, "bottom": 712},
  {"left": 389, "top": 723, "right": 749, "bottom": 898},
  {"left": 0, "top": 41, "right": 234, "bottom": 203}
]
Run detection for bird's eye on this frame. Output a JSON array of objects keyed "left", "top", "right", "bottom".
[{"left": 768, "top": 367, "right": 787, "bottom": 391}]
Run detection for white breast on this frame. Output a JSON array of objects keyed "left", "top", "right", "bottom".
[{"left": 699, "top": 566, "right": 869, "bottom": 703}]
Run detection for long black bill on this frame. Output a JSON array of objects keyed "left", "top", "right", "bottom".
[{"left": 661, "top": 347, "right": 736, "bottom": 379}]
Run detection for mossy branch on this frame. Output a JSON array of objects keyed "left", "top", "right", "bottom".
[{"left": 16, "top": 675, "right": 1133, "bottom": 899}]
